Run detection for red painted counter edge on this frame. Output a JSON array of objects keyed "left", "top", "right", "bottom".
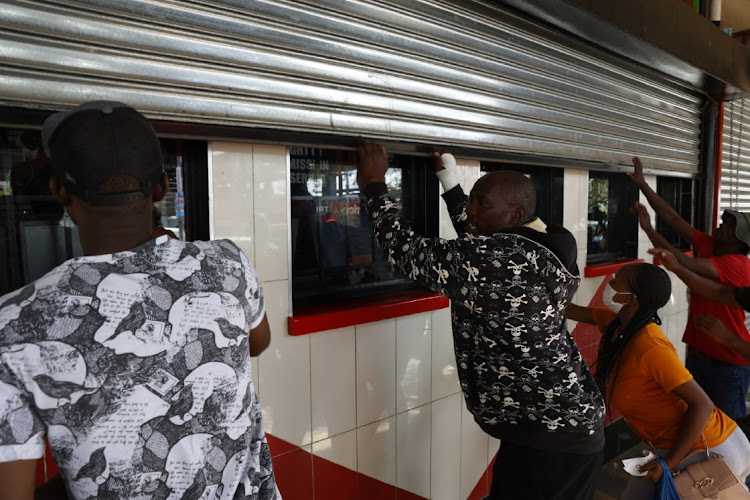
[{"left": 288, "top": 290, "right": 449, "bottom": 336}]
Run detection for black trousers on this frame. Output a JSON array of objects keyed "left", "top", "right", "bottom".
[{"left": 488, "top": 441, "right": 603, "bottom": 500}]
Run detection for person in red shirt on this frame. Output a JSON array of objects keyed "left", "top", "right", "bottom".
[
  {"left": 629, "top": 157, "right": 750, "bottom": 420},
  {"left": 650, "top": 247, "right": 750, "bottom": 363}
]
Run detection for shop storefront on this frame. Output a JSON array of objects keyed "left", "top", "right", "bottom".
[{"left": 2, "top": 1, "right": 748, "bottom": 498}]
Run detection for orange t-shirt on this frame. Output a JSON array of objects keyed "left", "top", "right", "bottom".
[{"left": 592, "top": 307, "right": 736, "bottom": 449}]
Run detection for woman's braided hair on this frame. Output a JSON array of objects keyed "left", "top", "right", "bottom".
[{"left": 594, "top": 263, "right": 672, "bottom": 404}]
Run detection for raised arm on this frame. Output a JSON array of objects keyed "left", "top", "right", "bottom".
[
  {"left": 432, "top": 151, "right": 470, "bottom": 235},
  {"left": 359, "top": 143, "right": 501, "bottom": 304},
  {"left": 565, "top": 303, "right": 596, "bottom": 325},
  {"left": 649, "top": 248, "right": 735, "bottom": 303},
  {"left": 638, "top": 211, "right": 719, "bottom": 279},
  {"left": 628, "top": 157, "right": 696, "bottom": 243},
  {"left": 357, "top": 143, "right": 389, "bottom": 189}
]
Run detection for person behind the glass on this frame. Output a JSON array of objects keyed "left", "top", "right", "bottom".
[
  {"left": 628, "top": 156, "right": 750, "bottom": 421},
  {"left": 357, "top": 142, "right": 605, "bottom": 500}
]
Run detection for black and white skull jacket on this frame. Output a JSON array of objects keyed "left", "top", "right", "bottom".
[{"left": 365, "top": 182, "right": 605, "bottom": 454}]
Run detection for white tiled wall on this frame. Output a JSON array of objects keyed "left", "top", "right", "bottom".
[
  {"left": 211, "top": 143, "right": 311, "bottom": 448},
  {"left": 565, "top": 168, "right": 594, "bottom": 331},
  {"left": 459, "top": 400, "right": 489, "bottom": 500},
  {"left": 396, "top": 313, "right": 432, "bottom": 413},
  {"left": 312, "top": 428, "right": 357, "bottom": 470},
  {"left": 431, "top": 394, "right": 462, "bottom": 500},
  {"left": 210, "top": 142, "right": 256, "bottom": 261},
  {"left": 252, "top": 144, "right": 289, "bottom": 282},
  {"left": 563, "top": 168, "right": 589, "bottom": 270},
  {"left": 432, "top": 306, "right": 460, "bottom": 400},
  {"left": 357, "top": 416, "right": 397, "bottom": 484},
  {"left": 210, "top": 143, "right": 691, "bottom": 499},
  {"left": 357, "top": 319, "right": 397, "bottom": 427},
  {"left": 257, "top": 278, "right": 312, "bottom": 446},
  {"left": 397, "top": 405, "right": 432, "bottom": 497},
  {"left": 311, "top": 326, "right": 356, "bottom": 442}
]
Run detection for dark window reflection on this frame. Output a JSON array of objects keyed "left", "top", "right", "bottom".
[
  {"left": 0, "top": 128, "right": 74, "bottom": 294},
  {"left": 155, "top": 139, "right": 191, "bottom": 241},
  {"left": 586, "top": 171, "right": 639, "bottom": 264},
  {"left": 588, "top": 176, "right": 609, "bottom": 256},
  {"left": 0, "top": 128, "right": 206, "bottom": 295},
  {"left": 290, "top": 147, "right": 437, "bottom": 308},
  {"left": 657, "top": 177, "right": 693, "bottom": 250}
]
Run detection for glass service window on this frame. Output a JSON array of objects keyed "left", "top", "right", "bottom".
[
  {"left": 480, "top": 162, "right": 564, "bottom": 226},
  {"left": 656, "top": 177, "right": 694, "bottom": 250},
  {"left": 0, "top": 126, "right": 207, "bottom": 296},
  {"left": 155, "top": 139, "right": 209, "bottom": 242},
  {"left": 586, "top": 171, "right": 639, "bottom": 264},
  {"left": 290, "top": 147, "right": 438, "bottom": 308},
  {"left": 0, "top": 128, "right": 72, "bottom": 293}
]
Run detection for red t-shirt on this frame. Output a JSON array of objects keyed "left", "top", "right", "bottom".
[{"left": 684, "top": 230, "right": 750, "bottom": 365}]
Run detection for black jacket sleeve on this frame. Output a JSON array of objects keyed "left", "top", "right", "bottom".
[{"left": 363, "top": 183, "right": 512, "bottom": 308}]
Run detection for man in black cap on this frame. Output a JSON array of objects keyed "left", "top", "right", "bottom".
[
  {"left": 630, "top": 156, "right": 750, "bottom": 420},
  {"left": 0, "top": 101, "right": 279, "bottom": 499}
]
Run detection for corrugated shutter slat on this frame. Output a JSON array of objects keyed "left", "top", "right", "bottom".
[
  {"left": 721, "top": 98, "right": 750, "bottom": 213},
  {"left": 0, "top": 0, "right": 703, "bottom": 173}
]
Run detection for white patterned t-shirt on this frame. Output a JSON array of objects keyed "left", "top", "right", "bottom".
[{"left": 0, "top": 236, "right": 280, "bottom": 499}]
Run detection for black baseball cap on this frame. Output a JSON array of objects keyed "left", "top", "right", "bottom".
[
  {"left": 724, "top": 209, "right": 750, "bottom": 248},
  {"left": 42, "top": 101, "right": 164, "bottom": 206}
]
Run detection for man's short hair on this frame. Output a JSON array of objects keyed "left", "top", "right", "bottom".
[{"left": 42, "top": 101, "right": 164, "bottom": 206}]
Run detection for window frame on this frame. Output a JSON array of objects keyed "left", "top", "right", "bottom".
[
  {"left": 656, "top": 176, "right": 694, "bottom": 251},
  {"left": 585, "top": 170, "right": 640, "bottom": 266},
  {"left": 288, "top": 146, "right": 440, "bottom": 310}
]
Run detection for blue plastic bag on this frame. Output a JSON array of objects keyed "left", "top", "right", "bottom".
[{"left": 654, "top": 457, "right": 680, "bottom": 500}]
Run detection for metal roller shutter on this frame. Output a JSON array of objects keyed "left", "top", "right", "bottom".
[
  {"left": 0, "top": 0, "right": 703, "bottom": 173},
  {"left": 720, "top": 97, "right": 750, "bottom": 213}
]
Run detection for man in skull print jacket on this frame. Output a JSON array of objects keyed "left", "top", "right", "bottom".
[{"left": 358, "top": 143, "right": 605, "bottom": 500}]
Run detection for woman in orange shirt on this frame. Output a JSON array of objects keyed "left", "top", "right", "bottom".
[{"left": 567, "top": 263, "right": 750, "bottom": 498}]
